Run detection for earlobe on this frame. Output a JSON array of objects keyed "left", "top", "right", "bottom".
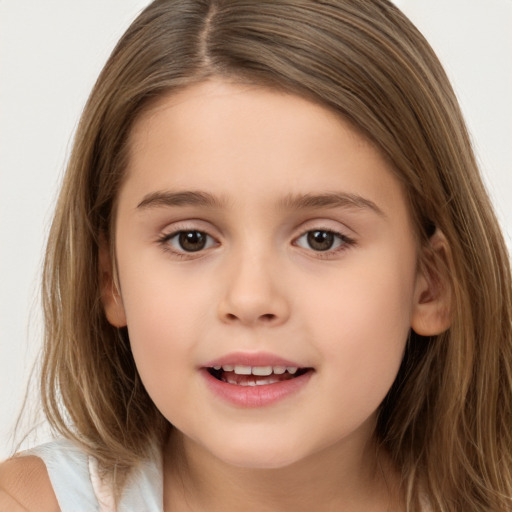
[
  {"left": 411, "top": 228, "right": 452, "bottom": 336},
  {"left": 98, "top": 235, "right": 127, "bottom": 328}
]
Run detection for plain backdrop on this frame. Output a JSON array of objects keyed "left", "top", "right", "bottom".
[{"left": 1, "top": 0, "right": 511, "bottom": 460}]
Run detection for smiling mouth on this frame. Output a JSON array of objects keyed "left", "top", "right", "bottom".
[{"left": 207, "top": 365, "right": 312, "bottom": 386}]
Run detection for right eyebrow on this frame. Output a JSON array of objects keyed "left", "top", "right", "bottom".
[{"left": 136, "top": 190, "right": 226, "bottom": 210}]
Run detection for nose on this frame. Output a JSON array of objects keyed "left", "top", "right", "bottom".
[{"left": 217, "top": 251, "right": 290, "bottom": 327}]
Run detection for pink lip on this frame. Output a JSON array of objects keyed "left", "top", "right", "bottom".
[
  {"left": 202, "top": 351, "right": 304, "bottom": 368},
  {"left": 201, "top": 352, "right": 314, "bottom": 408}
]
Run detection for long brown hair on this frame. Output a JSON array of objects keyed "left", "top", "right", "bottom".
[{"left": 41, "top": 1, "right": 512, "bottom": 509}]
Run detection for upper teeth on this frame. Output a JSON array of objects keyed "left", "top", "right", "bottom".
[{"left": 212, "top": 365, "right": 299, "bottom": 375}]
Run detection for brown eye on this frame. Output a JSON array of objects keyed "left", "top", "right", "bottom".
[
  {"left": 160, "top": 229, "right": 217, "bottom": 255},
  {"left": 295, "top": 229, "right": 351, "bottom": 253},
  {"left": 306, "top": 230, "right": 335, "bottom": 251},
  {"left": 178, "top": 231, "right": 208, "bottom": 252}
]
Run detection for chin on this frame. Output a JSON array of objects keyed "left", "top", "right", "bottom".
[{"left": 206, "top": 435, "right": 309, "bottom": 470}]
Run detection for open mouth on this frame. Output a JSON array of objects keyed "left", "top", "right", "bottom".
[{"left": 207, "top": 365, "right": 312, "bottom": 386}]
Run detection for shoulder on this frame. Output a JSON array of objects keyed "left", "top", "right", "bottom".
[{"left": 0, "top": 455, "right": 59, "bottom": 512}]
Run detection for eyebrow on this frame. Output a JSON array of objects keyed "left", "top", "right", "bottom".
[
  {"left": 136, "top": 189, "right": 385, "bottom": 217},
  {"left": 137, "top": 190, "right": 226, "bottom": 210},
  {"left": 279, "top": 192, "right": 386, "bottom": 217}
]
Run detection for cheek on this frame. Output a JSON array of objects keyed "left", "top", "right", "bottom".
[
  {"left": 117, "top": 264, "right": 215, "bottom": 411},
  {"left": 123, "top": 297, "right": 203, "bottom": 427},
  {"left": 120, "top": 254, "right": 213, "bottom": 340},
  {"left": 303, "top": 252, "right": 415, "bottom": 403}
]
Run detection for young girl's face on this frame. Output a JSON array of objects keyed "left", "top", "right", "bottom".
[{"left": 105, "top": 79, "right": 429, "bottom": 469}]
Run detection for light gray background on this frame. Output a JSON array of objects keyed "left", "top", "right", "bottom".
[{"left": 1, "top": 0, "right": 511, "bottom": 459}]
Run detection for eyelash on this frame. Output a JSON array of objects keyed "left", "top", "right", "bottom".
[
  {"left": 294, "top": 228, "right": 356, "bottom": 257},
  {"left": 157, "top": 229, "right": 218, "bottom": 259},
  {"left": 157, "top": 227, "right": 356, "bottom": 259}
]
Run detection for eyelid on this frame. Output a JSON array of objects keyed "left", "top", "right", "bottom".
[
  {"left": 156, "top": 221, "right": 221, "bottom": 258},
  {"left": 292, "top": 222, "right": 357, "bottom": 257},
  {"left": 294, "top": 230, "right": 345, "bottom": 249},
  {"left": 166, "top": 230, "right": 217, "bottom": 251},
  {"left": 154, "top": 219, "right": 356, "bottom": 259}
]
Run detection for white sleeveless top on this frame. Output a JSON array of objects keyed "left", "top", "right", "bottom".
[{"left": 27, "top": 438, "right": 163, "bottom": 512}]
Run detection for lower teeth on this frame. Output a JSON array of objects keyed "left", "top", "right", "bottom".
[
  {"left": 223, "top": 376, "right": 282, "bottom": 386},
  {"left": 208, "top": 367, "right": 307, "bottom": 386}
]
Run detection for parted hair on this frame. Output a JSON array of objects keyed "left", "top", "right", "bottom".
[{"left": 40, "top": 0, "right": 512, "bottom": 509}]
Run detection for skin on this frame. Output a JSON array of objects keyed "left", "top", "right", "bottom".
[
  {"left": 0, "top": 78, "right": 449, "bottom": 511},
  {"left": 102, "top": 79, "right": 449, "bottom": 511},
  {"left": 0, "top": 457, "right": 58, "bottom": 511}
]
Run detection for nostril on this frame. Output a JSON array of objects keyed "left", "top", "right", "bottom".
[{"left": 223, "top": 312, "right": 277, "bottom": 323}]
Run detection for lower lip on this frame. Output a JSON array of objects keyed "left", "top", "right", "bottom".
[{"left": 202, "top": 369, "right": 314, "bottom": 408}]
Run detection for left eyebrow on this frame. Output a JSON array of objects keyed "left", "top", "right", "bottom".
[{"left": 279, "top": 192, "right": 386, "bottom": 218}]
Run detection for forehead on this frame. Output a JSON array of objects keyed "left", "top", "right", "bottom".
[{"left": 121, "top": 79, "right": 406, "bottom": 218}]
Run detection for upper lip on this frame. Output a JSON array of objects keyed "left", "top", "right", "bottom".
[{"left": 202, "top": 351, "right": 308, "bottom": 369}]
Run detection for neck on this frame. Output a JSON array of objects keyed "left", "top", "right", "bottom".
[{"left": 163, "top": 428, "right": 403, "bottom": 512}]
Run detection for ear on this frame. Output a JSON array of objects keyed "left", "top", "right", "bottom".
[
  {"left": 98, "top": 234, "right": 127, "bottom": 328},
  {"left": 411, "top": 228, "right": 452, "bottom": 336}
]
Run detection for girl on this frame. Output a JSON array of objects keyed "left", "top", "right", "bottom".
[{"left": 1, "top": 0, "right": 511, "bottom": 510}]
